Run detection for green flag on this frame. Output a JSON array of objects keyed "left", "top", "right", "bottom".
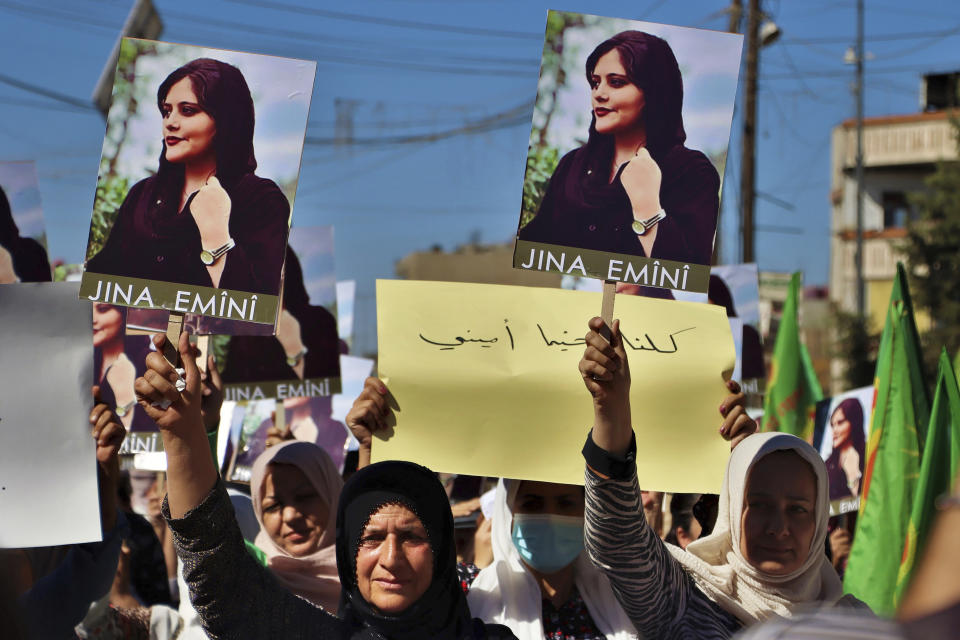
[
  {"left": 894, "top": 349, "right": 960, "bottom": 606},
  {"left": 843, "top": 263, "right": 931, "bottom": 615},
  {"left": 762, "top": 272, "right": 823, "bottom": 440}
]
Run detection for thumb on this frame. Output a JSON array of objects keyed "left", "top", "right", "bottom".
[
  {"left": 611, "top": 319, "right": 625, "bottom": 354},
  {"left": 178, "top": 331, "right": 202, "bottom": 396},
  {"left": 207, "top": 353, "right": 222, "bottom": 388}
]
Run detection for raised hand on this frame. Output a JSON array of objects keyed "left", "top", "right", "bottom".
[
  {"left": 717, "top": 379, "right": 758, "bottom": 450},
  {"left": 91, "top": 385, "right": 126, "bottom": 532},
  {"left": 579, "top": 317, "right": 632, "bottom": 456},
  {"left": 619, "top": 148, "right": 662, "bottom": 219},
  {"left": 0, "top": 245, "right": 16, "bottom": 283},
  {"left": 190, "top": 175, "right": 231, "bottom": 249},
  {"left": 199, "top": 352, "right": 224, "bottom": 433},
  {"left": 106, "top": 352, "right": 137, "bottom": 429},
  {"left": 276, "top": 308, "right": 306, "bottom": 379},
  {"left": 345, "top": 377, "right": 393, "bottom": 469},
  {"left": 135, "top": 332, "right": 203, "bottom": 436}
]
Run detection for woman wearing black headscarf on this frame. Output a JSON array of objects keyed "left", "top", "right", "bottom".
[
  {"left": 135, "top": 332, "right": 516, "bottom": 639},
  {"left": 0, "top": 184, "right": 51, "bottom": 282},
  {"left": 86, "top": 58, "right": 289, "bottom": 294},
  {"left": 518, "top": 31, "right": 719, "bottom": 267}
]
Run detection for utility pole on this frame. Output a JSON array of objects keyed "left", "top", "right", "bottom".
[
  {"left": 740, "top": 0, "right": 760, "bottom": 263},
  {"left": 854, "top": 0, "right": 865, "bottom": 318},
  {"left": 713, "top": 0, "right": 743, "bottom": 266}
]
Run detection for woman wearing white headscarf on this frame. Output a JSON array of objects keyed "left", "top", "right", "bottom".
[
  {"left": 249, "top": 440, "right": 344, "bottom": 612},
  {"left": 466, "top": 478, "right": 636, "bottom": 640},
  {"left": 577, "top": 317, "right": 865, "bottom": 639}
]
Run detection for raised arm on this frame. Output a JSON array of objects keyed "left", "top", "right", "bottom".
[
  {"left": 578, "top": 317, "right": 753, "bottom": 638},
  {"left": 135, "top": 333, "right": 345, "bottom": 638}
]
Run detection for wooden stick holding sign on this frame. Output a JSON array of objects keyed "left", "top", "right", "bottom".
[
  {"left": 600, "top": 280, "right": 616, "bottom": 342},
  {"left": 196, "top": 334, "right": 210, "bottom": 376},
  {"left": 163, "top": 311, "right": 185, "bottom": 371}
]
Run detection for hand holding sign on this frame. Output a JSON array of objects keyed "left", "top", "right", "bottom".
[
  {"left": 346, "top": 376, "right": 392, "bottom": 469},
  {"left": 136, "top": 332, "right": 203, "bottom": 435},
  {"left": 579, "top": 317, "right": 633, "bottom": 457},
  {"left": 718, "top": 380, "right": 758, "bottom": 450},
  {"left": 199, "top": 351, "right": 224, "bottom": 433}
]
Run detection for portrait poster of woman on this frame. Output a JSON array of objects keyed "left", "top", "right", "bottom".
[
  {"left": 217, "top": 226, "right": 343, "bottom": 401},
  {"left": 513, "top": 12, "right": 742, "bottom": 293},
  {"left": 80, "top": 38, "right": 316, "bottom": 329},
  {"left": 813, "top": 386, "right": 873, "bottom": 515},
  {"left": 0, "top": 161, "right": 51, "bottom": 283}
]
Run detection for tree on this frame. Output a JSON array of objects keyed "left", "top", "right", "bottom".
[{"left": 902, "top": 116, "right": 960, "bottom": 373}]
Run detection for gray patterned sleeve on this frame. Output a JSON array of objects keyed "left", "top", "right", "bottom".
[
  {"left": 584, "top": 464, "right": 742, "bottom": 639},
  {"left": 164, "top": 479, "right": 346, "bottom": 639}
]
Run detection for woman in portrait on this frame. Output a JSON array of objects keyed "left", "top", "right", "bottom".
[
  {"left": 824, "top": 398, "right": 866, "bottom": 501},
  {"left": 92, "top": 302, "right": 154, "bottom": 432},
  {"left": 518, "top": 31, "right": 720, "bottom": 267},
  {"left": 86, "top": 58, "right": 289, "bottom": 295}
]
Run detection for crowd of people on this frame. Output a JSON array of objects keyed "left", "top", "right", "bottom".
[{"left": 4, "top": 314, "right": 960, "bottom": 640}]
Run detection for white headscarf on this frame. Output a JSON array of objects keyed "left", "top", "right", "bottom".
[
  {"left": 467, "top": 479, "right": 637, "bottom": 640},
  {"left": 668, "top": 432, "right": 853, "bottom": 623}
]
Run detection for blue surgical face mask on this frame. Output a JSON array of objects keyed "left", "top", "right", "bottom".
[{"left": 511, "top": 513, "right": 584, "bottom": 573}]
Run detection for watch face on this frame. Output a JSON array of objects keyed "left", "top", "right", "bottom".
[
  {"left": 116, "top": 404, "right": 128, "bottom": 417},
  {"left": 632, "top": 219, "right": 648, "bottom": 235},
  {"left": 200, "top": 249, "right": 214, "bottom": 265}
]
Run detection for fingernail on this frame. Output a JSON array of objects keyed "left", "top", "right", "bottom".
[
  {"left": 719, "top": 404, "right": 727, "bottom": 414},
  {"left": 719, "top": 425, "right": 727, "bottom": 434},
  {"left": 378, "top": 385, "right": 387, "bottom": 394}
]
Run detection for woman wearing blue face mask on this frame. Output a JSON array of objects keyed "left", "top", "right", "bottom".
[{"left": 464, "top": 479, "right": 636, "bottom": 640}]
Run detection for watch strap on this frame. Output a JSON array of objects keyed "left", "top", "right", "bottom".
[
  {"left": 200, "top": 238, "right": 236, "bottom": 266},
  {"left": 632, "top": 209, "right": 666, "bottom": 236}
]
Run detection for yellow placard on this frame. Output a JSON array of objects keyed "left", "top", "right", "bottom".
[{"left": 374, "top": 280, "right": 736, "bottom": 493}]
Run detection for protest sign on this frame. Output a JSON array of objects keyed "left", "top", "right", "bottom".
[
  {"left": 0, "top": 284, "right": 101, "bottom": 546},
  {"left": 218, "top": 227, "right": 342, "bottom": 401},
  {"left": 375, "top": 280, "right": 735, "bottom": 492},
  {"left": 813, "top": 385, "right": 874, "bottom": 516},
  {"left": 0, "top": 160, "right": 51, "bottom": 283},
  {"left": 513, "top": 11, "right": 742, "bottom": 294},
  {"left": 80, "top": 38, "right": 316, "bottom": 328}
]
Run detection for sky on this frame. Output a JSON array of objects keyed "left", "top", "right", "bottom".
[{"left": 1, "top": 0, "right": 958, "bottom": 356}]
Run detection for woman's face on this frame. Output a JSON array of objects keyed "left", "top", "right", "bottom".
[
  {"left": 513, "top": 480, "right": 585, "bottom": 517},
  {"left": 260, "top": 463, "right": 329, "bottom": 557},
  {"left": 161, "top": 77, "right": 217, "bottom": 166},
  {"left": 355, "top": 503, "right": 434, "bottom": 614},
  {"left": 92, "top": 303, "right": 123, "bottom": 348},
  {"left": 831, "top": 407, "right": 852, "bottom": 450},
  {"left": 739, "top": 451, "right": 817, "bottom": 576},
  {"left": 590, "top": 49, "right": 645, "bottom": 137}
]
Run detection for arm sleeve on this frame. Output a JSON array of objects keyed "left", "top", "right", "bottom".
[
  {"left": 582, "top": 430, "right": 699, "bottom": 638},
  {"left": 665, "top": 155, "right": 720, "bottom": 265},
  {"left": 516, "top": 152, "right": 573, "bottom": 245},
  {"left": 163, "top": 478, "right": 343, "bottom": 639},
  {"left": 19, "top": 511, "right": 129, "bottom": 638},
  {"left": 220, "top": 181, "right": 290, "bottom": 295},
  {"left": 86, "top": 181, "right": 144, "bottom": 274}
]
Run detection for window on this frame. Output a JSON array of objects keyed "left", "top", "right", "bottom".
[{"left": 882, "top": 191, "right": 916, "bottom": 229}]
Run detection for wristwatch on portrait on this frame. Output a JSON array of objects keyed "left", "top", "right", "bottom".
[
  {"left": 116, "top": 399, "right": 136, "bottom": 418},
  {"left": 200, "top": 238, "right": 236, "bottom": 266},
  {"left": 632, "top": 209, "right": 667, "bottom": 236},
  {"left": 286, "top": 346, "right": 308, "bottom": 368}
]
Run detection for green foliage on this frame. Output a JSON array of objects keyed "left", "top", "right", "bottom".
[
  {"left": 86, "top": 174, "right": 130, "bottom": 261},
  {"left": 902, "top": 117, "right": 960, "bottom": 372},
  {"left": 519, "top": 145, "right": 559, "bottom": 229}
]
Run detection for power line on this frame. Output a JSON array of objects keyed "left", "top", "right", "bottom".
[
  {"left": 225, "top": 0, "right": 541, "bottom": 40},
  {"left": 162, "top": 10, "right": 538, "bottom": 67},
  {"left": 784, "top": 24, "right": 960, "bottom": 44},
  {"left": 305, "top": 102, "right": 531, "bottom": 146},
  {"left": 0, "top": 72, "right": 96, "bottom": 112}
]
